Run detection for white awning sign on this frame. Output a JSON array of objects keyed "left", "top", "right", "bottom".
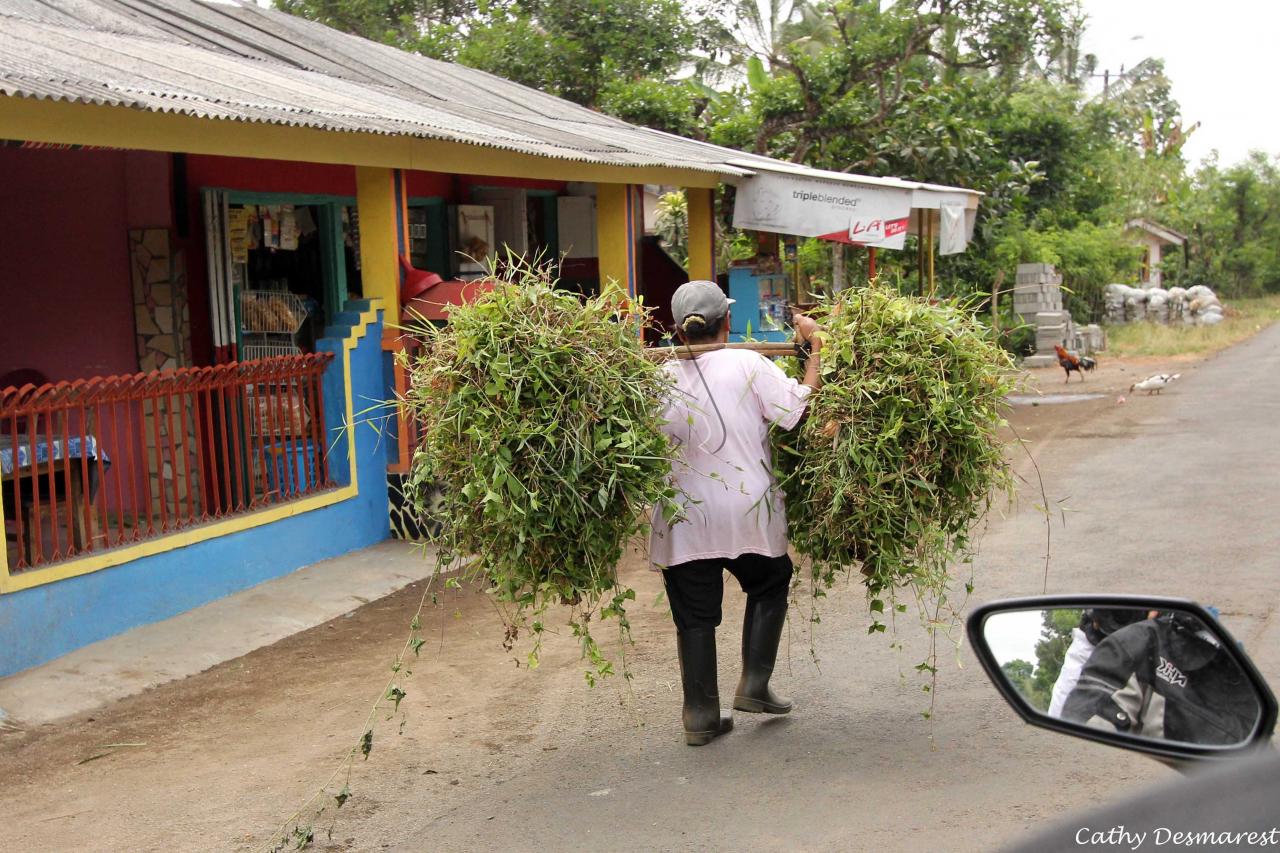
[{"left": 732, "top": 170, "right": 913, "bottom": 249}]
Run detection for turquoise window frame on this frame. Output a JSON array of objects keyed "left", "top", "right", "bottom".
[{"left": 218, "top": 190, "right": 356, "bottom": 351}]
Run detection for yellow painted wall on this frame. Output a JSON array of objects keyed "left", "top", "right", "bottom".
[
  {"left": 356, "top": 167, "right": 402, "bottom": 308},
  {"left": 596, "top": 183, "right": 637, "bottom": 297},
  {"left": 686, "top": 187, "right": 715, "bottom": 281},
  {"left": 0, "top": 97, "right": 723, "bottom": 188}
]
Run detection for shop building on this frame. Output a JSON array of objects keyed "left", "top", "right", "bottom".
[{"left": 0, "top": 0, "right": 977, "bottom": 675}]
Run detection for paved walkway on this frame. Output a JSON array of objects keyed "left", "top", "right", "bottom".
[{"left": 0, "top": 539, "right": 433, "bottom": 725}]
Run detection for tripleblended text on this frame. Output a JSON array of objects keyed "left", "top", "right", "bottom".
[{"left": 791, "top": 189, "right": 861, "bottom": 207}]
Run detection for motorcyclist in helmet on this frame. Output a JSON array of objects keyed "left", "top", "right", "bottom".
[
  {"left": 1060, "top": 611, "right": 1261, "bottom": 745},
  {"left": 1047, "top": 608, "right": 1149, "bottom": 718}
]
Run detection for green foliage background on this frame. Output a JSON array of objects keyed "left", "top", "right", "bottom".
[{"left": 1001, "top": 608, "right": 1080, "bottom": 712}]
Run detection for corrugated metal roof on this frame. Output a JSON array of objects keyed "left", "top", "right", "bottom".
[
  {"left": 1125, "top": 219, "right": 1186, "bottom": 245},
  {"left": 0, "top": 0, "right": 757, "bottom": 174},
  {"left": 0, "top": 0, "right": 979, "bottom": 201}
]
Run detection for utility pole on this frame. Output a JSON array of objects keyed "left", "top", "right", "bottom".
[{"left": 1098, "top": 64, "right": 1123, "bottom": 101}]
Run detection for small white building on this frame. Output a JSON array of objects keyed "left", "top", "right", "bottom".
[{"left": 1125, "top": 219, "right": 1187, "bottom": 289}]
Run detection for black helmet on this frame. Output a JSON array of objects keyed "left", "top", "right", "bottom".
[{"left": 1080, "top": 607, "right": 1149, "bottom": 645}]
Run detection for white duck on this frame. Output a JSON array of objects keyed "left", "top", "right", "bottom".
[{"left": 1129, "top": 373, "right": 1181, "bottom": 395}]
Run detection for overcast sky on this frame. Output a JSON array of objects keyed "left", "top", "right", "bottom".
[{"left": 1078, "top": 0, "right": 1273, "bottom": 168}]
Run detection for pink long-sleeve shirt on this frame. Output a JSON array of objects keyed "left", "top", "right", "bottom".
[{"left": 649, "top": 349, "right": 811, "bottom": 569}]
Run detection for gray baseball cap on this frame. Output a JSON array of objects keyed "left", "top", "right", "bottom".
[{"left": 671, "top": 280, "right": 734, "bottom": 328}]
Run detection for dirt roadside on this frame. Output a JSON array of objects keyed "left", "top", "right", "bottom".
[
  {"left": 1021, "top": 349, "right": 1205, "bottom": 398},
  {"left": 1004, "top": 348, "right": 1213, "bottom": 454},
  {"left": 0, "top": 345, "right": 1233, "bottom": 853}
]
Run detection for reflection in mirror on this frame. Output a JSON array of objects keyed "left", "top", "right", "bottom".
[{"left": 983, "top": 606, "right": 1262, "bottom": 748}]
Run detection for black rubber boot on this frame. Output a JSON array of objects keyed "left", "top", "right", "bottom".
[
  {"left": 733, "top": 598, "right": 793, "bottom": 714},
  {"left": 676, "top": 628, "right": 734, "bottom": 746}
]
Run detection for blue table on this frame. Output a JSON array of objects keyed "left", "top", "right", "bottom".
[
  {"left": 1, "top": 434, "right": 109, "bottom": 476},
  {"left": 1, "top": 434, "right": 110, "bottom": 564}
]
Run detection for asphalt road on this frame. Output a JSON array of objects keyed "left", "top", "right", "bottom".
[{"left": 393, "top": 323, "right": 1280, "bottom": 853}]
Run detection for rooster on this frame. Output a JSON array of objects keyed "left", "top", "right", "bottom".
[
  {"left": 1129, "top": 373, "right": 1181, "bottom": 395},
  {"left": 1053, "top": 344, "right": 1097, "bottom": 383}
]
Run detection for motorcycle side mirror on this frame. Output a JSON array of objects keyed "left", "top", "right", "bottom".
[{"left": 967, "top": 596, "right": 1278, "bottom": 766}]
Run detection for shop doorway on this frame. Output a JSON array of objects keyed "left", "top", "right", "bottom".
[{"left": 203, "top": 191, "right": 362, "bottom": 361}]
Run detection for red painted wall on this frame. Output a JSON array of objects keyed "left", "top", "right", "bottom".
[
  {"left": 184, "top": 155, "right": 358, "bottom": 198},
  {"left": 0, "top": 148, "right": 170, "bottom": 382},
  {"left": 406, "top": 170, "right": 454, "bottom": 199},
  {"left": 181, "top": 155, "right": 564, "bottom": 206},
  {"left": 1, "top": 150, "right": 575, "bottom": 375},
  {"left": 405, "top": 171, "right": 568, "bottom": 200},
  {"left": 0, "top": 148, "right": 170, "bottom": 525}
]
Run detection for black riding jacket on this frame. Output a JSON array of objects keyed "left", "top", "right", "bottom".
[{"left": 1060, "top": 617, "right": 1258, "bottom": 745}]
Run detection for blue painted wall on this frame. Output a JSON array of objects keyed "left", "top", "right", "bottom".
[
  {"left": 727, "top": 267, "right": 790, "bottom": 343},
  {"left": 0, "top": 303, "right": 392, "bottom": 677}
]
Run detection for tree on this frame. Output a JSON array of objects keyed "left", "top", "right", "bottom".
[
  {"left": 1165, "top": 153, "right": 1280, "bottom": 297},
  {"left": 280, "top": 0, "right": 1255, "bottom": 308},
  {"left": 1028, "top": 608, "right": 1080, "bottom": 707},
  {"left": 464, "top": 0, "right": 699, "bottom": 108},
  {"left": 700, "top": 1, "right": 1084, "bottom": 169},
  {"left": 279, "top": 0, "right": 705, "bottom": 109},
  {"left": 690, "top": 1, "right": 1125, "bottom": 305},
  {"left": 654, "top": 191, "right": 689, "bottom": 268},
  {"left": 1001, "top": 609, "right": 1078, "bottom": 713},
  {"left": 1001, "top": 658, "right": 1040, "bottom": 707},
  {"left": 274, "top": 0, "right": 478, "bottom": 50},
  {"left": 993, "top": 220, "right": 1140, "bottom": 321}
]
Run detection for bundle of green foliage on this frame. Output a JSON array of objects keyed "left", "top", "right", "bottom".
[
  {"left": 401, "top": 264, "right": 678, "bottom": 683},
  {"left": 776, "top": 285, "right": 1017, "bottom": 645}
]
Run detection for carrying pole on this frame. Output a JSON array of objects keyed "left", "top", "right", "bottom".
[
  {"left": 916, "top": 209, "right": 926, "bottom": 295},
  {"left": 927, "top": 210, "right": 936, "bottom": 297},
  {"left": 647, "top": 341, "right": 796, "bottom": 360}
]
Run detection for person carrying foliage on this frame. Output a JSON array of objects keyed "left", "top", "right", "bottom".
[{"left": 650, "top": 280, "right": 823, "bottom": 746}]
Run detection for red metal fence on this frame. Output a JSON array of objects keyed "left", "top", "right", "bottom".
[{"left": 1, "top": 354, "right": 334, "bottom": 572}]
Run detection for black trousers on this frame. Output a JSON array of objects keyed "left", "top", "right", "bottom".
[{"left": 661, "top": 553, "right": 793, "bottom": 633}]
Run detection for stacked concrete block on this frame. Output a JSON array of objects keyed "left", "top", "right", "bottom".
[
  {"left": 1033, "top": 311, "right": 1069, "bottom": 350},
  {"left": 1023, "top": 310, "right": 1072, "bottom": 367},
  {"left": 1012, "top": 263, "right": 1074, "bottom": 368},
  {"left": 1069, "top": 324, "right": 1106, "bottom": 357},
  {"left": 1013, "top": 263, "right": 1064, "bottom": 327}
]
